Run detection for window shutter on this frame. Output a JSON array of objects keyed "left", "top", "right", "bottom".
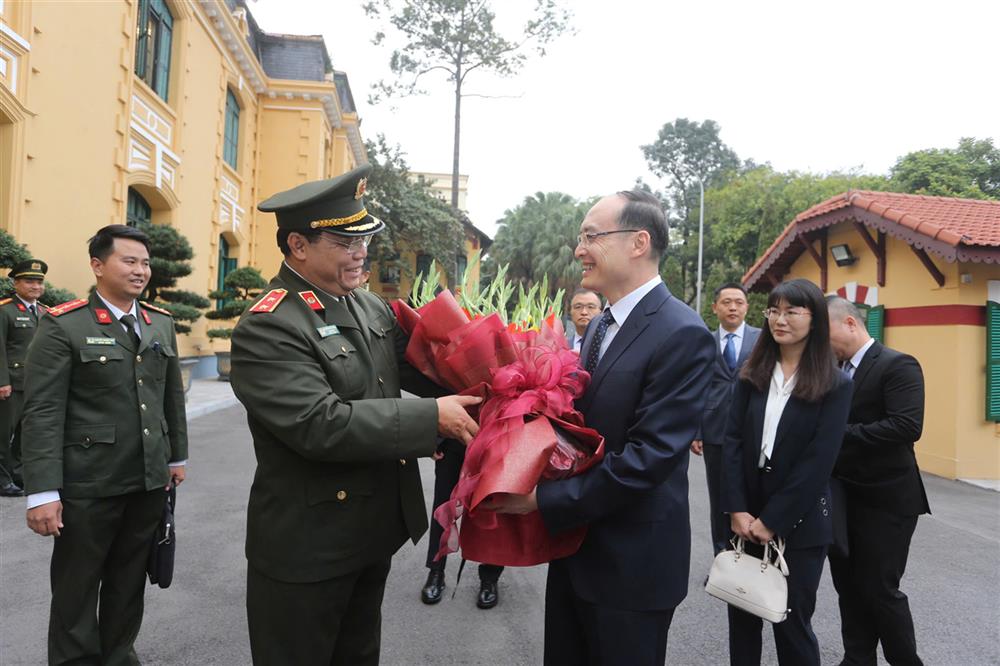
[
  {"left": 134, "top": 0, "right": 149, "bottom": 78},
  {"left": 153, "top": 18, "right": 172, "bottom": 100},
  {"left": 866, "top": 304, "right": 885, "bottom": 343},
  {"left": 987, "top": 300, "right": 1000, "bottom": 422}
]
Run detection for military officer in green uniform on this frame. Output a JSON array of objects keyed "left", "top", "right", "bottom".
[
  {"left": 0, "top": 259, "right": 48, "bottom": 496},
  {"left": 230, "top": 164, "right": 480, "bottom": 666},
  {"left": 21, "top": 225, "right": 188, "bottom": 665}
]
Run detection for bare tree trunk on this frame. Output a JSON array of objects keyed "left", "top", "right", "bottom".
[{"left": 451, "top": 75, "right": 462, "bottom": 211}]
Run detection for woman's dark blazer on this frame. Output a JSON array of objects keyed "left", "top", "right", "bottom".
[{"left": 721, "top": 372, "right": 853, "bottom": 549}]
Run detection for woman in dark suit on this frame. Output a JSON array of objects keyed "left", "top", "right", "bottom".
[{"left": 721, "top": 278, "right": 852, "bottom": 666}]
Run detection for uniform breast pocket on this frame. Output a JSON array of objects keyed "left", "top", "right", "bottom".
[
  {"left": 149, "top": 342, "right": 176, "bottom": 383},
  {"left": 77, "top": 347, "right": 126, "bottom": 388},
  {"left": 320, "top": 337, "right": 365, "bottom": 396},
  {"left": 63, "top": 423, "right": 116, "bottom": 483}
]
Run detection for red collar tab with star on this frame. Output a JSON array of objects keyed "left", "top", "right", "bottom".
[
  {"left": 94, "top": 309, "right": 113, "bottom": 324},
  {"left": 298, "top": 290, "right": 324, "bottom": 311},
  {"left": 46, "top": 299, "right": 88, "bottom": 317},
  {"left": 140, "top": 309, "right": 152, "bottom": 325},
  {"left": 15, "top": 302, "right": 26, "bottom": 312},
  {"left": 249, "top": 289, "right": 288, "bottom": 314}
]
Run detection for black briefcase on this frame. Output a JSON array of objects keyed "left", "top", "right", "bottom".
[{"left": 147, "top": 484, "right": 176, "bottom": 588}]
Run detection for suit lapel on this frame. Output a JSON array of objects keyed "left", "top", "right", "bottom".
[{"left": 850, "top": 341, "right": 880, "bottom": 391}]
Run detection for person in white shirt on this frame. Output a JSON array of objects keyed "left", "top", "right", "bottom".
[
  {"left": 566, "top": 288, "right": 601, "bottom": 352},
  {"left": 721, "top": 278, "right": 852, "bottom": 666}
]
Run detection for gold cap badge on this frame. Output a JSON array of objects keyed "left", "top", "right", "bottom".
[{"left": 354, "top": 178, "right": 367, "bottom": 200}]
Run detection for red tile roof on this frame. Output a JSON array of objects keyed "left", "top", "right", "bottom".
[{"left": 743, "top": 190, "right": 1000, "bottom": 289}]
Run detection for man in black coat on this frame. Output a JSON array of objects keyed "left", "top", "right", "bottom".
[
  {"left": 691, "top": 282, "right": 760, "bottom": 554},
  {"left": 827, "top": 297, "right": 929, "bottom": 666}
]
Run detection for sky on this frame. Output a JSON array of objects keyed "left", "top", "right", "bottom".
[{"left": 248, "top": 0, "right": 999, "bottom": 237}]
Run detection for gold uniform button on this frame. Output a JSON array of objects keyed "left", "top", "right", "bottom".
[
  {"left": 99, "top": 356, "right": 107, "bottom": 363},
  {"left": 137, "top": 379, "right": 144, "bottom": 386},
  {"left": 378, "top": 376, "right": 384, "bottom": 384},
  {"left": 143, "top": 428, "right": 150, "bottom": 436},
  {"left": 336, "top": 490, "right": 347, "bottom": 501},
  {"left": 136, "top": 355, "right": 142, "bottom": 363},
  {"left": 84, "top": 436, "right": 92, "bottom": 444},
  {"left": 140, "top": 403, "right": 147, "bottom": 411},
  {"left": 13, "top": 362, "right": 19, "bottom": 368},
  {"left": 341, "top": 346, "right": 348, "bottom": 353},
  {"left": 399, "top": 459, "right": 406, "bottom": 465}
]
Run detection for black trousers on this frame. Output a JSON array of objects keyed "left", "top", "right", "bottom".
[
  {"left": 48, "top": 489, "right": 165, "bottom": 666},
  {"left": 0, "top": 390, "right": 24, "bottom": 485},
  {"left": 702, "top": 442, "right": 731, "bottom": 554},
  {"left": 425, "top": 439, "right": 503, "bottom": 584},
  {"left": 829, "top": 500, "right": 922, "bottom": 666},
  {"left": 728, "top": 544, "right": 827, "bottom": 666},
  {"left": 543, "top": 558, "right": 674, "bottom": 666},
  {"left": 247, "top": 557, "right": 391, "bottom": 666}
]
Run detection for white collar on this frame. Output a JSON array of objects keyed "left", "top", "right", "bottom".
[
  {"left": 771, "top": 363, "right": 797, "bottom": 395},
  {"left": 15, "top": 295, "right": 37, "bottom": 308},
  {"left": 720, "top": 321, "right": 746, "bottom": 339},
  {"left": 95, "top": 291, "right": 137, "bottom": 322},
  {"left": 848, "top": 337, "right": 876, "bottom": 371},
  {"left": 608, "top": 275, "right": 661, "bottom": 328}
]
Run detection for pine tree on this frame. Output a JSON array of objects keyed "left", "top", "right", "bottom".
[
  {"left": 205, "top": 267, "right": 267, "bottom": 339},
  {"left": 137, "top": 222, "right": 210, "bottom": 334}
]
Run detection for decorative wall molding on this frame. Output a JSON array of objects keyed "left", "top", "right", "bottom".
[
  {"left": 0, "top": 45, "right": 14, "bottom": 92},
  {"left": 0, "top": 22, "right": 30, "bottom": 51},
  {"left": 836, "top": 281, "right": 879, "bottom": 306},
  {"left": 129, "top": 94, "right": 180, "bottom": 191},
  {"left": 218, "top": 173, "right": 244, "bottom": 234}
]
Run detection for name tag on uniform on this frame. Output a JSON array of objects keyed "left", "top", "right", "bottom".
[
  {"left": 316, "top": 325, "right": 341, "bottom": 338},
  {"left": 86, "top": 337, "right": 117, "bottom": 346},
  {"left": 15, "top": 316, "right": 31, "bottom": 322}
]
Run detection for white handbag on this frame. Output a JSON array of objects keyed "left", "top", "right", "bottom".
[{"left": 705, "top": 537, "right": 790, "bottom": 623}]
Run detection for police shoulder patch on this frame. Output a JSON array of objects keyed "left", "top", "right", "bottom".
[
  {"left": 249, "top": 289, "right": 288, "bottom": 314},
  {"left": 47, "top": 298, "right": 89, "bottom": 317},
  {"left": 139, "top": 301, "right": 173, "bottom": 317}
]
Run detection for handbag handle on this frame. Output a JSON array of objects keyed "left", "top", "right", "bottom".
[{"left": 729, "top": 536, "right": 790, "bottom": 577}]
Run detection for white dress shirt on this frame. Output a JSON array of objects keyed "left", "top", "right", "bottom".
[
  {"left": 759, "top": 363, "right": 797, "bottom": 468},
  {"left": 597, "top": 275, "right": 662, "bottom": 362},
  {"left": 844, "top": 337, "right": 875, "bottom": 379},
  {"left": 571, "top": 333, "right": 584, "bottom": 352},
  {"left": 719, "top": 321, "right": 746, "bottom": 359}
]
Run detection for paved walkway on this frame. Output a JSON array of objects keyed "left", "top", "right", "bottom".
[{"left": 1, "top": 398, "right": 998, "bottom": 664}]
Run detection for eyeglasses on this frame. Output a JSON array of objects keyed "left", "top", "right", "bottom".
[
  {"left": 576, "top": 229, "right": 641, "bottom": 246},
  {"left": 762, "top": 308, "right": 811, "bottom": 321},
  {"left": 571, "top": 303, "right": 601, "bottom": 312},
  {"left": 325, "top": 234, "right": 373, "bottom": 253}
]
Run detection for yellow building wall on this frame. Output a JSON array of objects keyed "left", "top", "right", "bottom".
[{"left": 784, "top": 222, "right": 998, "bottom": 480}]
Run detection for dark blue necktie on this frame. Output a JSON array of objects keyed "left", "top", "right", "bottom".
[
  {"left": 585, "top": 309, "right": 616, "bottom": 375},
  {"left": 723, "top": 332, "right": 737, "bottom": 371}
]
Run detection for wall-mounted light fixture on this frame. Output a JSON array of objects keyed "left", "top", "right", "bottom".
[{"left": 830, "top": 243, "right": 858, "bottom": 267}]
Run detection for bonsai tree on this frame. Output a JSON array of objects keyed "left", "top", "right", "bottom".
[
  {"left": 137, "top": 222, "right": 210, "bottom": 334},
  {"left": 205, "top": 267, "right": 267, "bottom": 339},
  {"left": 0, "top": 229, "right": 77, "bottom": 305}
]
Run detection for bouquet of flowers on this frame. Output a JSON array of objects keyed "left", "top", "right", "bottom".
[{"left": 391, "top": 258, "right": 605, "bottom": 566}]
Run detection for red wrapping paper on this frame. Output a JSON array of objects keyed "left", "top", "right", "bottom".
[{"left": 392, "top": 292, "right": 605, "bottom": 567}]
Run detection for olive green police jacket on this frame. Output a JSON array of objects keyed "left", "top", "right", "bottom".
[
  {"left": 0, "top": 297, "right": 45, "bottom": 391},
  {"left": 21, "top": 293, "right": 188, "bottom": 497},
  {"left": 230, "top": 264, "right": 440, "bottom": 583}
]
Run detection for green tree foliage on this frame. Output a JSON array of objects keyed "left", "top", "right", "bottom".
[
  {"left": 0, "top": 229, "right": 76, "bottom": 307},
  {"left": 890, "top": 137, "right": 1000, "bottom": 199},
  {"left": 136, "top": 222, "right": 210, "bottom": 334},
  {"left": 486, "top": 192, "right": 591, "bottom": 304},
  {"left": 641, "top": 118, "right": 742, "bottom": 303},
  {"left": 205, "top": 266, "right": 267, "bottom": 339},
  {"left": 364, "top": 0, "right": 571, "bottom": 209},
  {"left": 364, "top": 135, "right": 466, "bottom": 282}
]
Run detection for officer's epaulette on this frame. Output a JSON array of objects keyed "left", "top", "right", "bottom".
[
  {"left": 46, "top": 298, "right": 88, "bottom": 317},
  {"left": 248, "top": 288, "right": 288, "bottom": 313},
  {"left": 140, "top": 301, "right": 173, "bottom": 317},
  {"left": 0, "top": 298, "right": 10, "bottom": 306}
]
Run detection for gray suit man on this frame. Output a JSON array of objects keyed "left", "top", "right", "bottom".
[{"left": 691, "top": 282, "right": 760, "bottom": 554}]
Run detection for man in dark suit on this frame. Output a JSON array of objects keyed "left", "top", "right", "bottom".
[
  {"left": 691, "top": 282, "right": 761, "bottom": 554},
  {"left": 565, "top": 287, "right": 602, "bottom": 352},
  {"left": 827, "top": 297, "right": 929, "bottom": 666},
  {"left": 490, "top": 190, "right": 715, "bottom": 665},
  {"left": 230, "top": 166, "right": 480, "bottom": 665},
  {"left": 22, "top": 226, "right": 187, "bottom": 665}
]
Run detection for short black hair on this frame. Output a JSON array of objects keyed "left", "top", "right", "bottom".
[
  {"left": 616, "top": 190, "right": 667, "bottom": 261},
  {"left": 713, "top": 282, "right": 748, "bottom": 301},
  {"left": 571, "top": 287, "right": 600, "bottom": 301},
  {"left": 277, "top": 228, "right": 324, "bottom": 256},
  {"left": 88, "top": 225, "right": 150, "bottom": 261}
]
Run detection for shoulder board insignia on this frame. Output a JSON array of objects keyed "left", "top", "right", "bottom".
[
  {"left": 298, "top": 290, "right": 324, "bottom": 311},
  {"left": 139, "top": 301, "right": 172, "bottom": 317},
  {"left": 37, "top": 303, "right": 48, "bottom": 312},
  {"left": 249, "top": 289, "right": 288, "bottom": 314},
  {"left": 0, "top": 298, "right": 10, "bottom": 306},
  {"left": 47, "top": 298, "right": 89, "bottom": 317}
]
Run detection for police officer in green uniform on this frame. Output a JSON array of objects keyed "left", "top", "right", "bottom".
[
  {"left": 21, "top": 225, "right": 188, "bottom": 665},
  {"left": 230, "top": 164, "right": 481, "bottom": 666},
  {"left": 0, "top": 259, "right": 48, "bottom": 496}
]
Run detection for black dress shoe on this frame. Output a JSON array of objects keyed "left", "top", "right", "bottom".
[
  {"left": 0, "top": 482, "right": 24, "bottom": 497},
  {"left": 476, "top": 580, "right": 499, "bottom": 609},
  {"left": 421, "top": 568, "right": 446, "bottom": 605}
]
